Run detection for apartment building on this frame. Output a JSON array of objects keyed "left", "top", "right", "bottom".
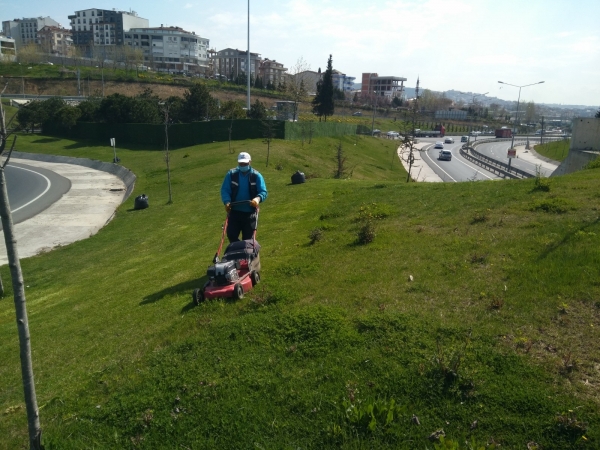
[
  {"left": 332, "top": 70, "right": 356, "bottom": 92},
  {"left": 68, "top": 9, "right": 148, "bottom": 55},
  {"left": 0, "top": 36, "right": 16, "bottom": 62},
  {"left": 38, "top": 26, "right": 72, "bottom": 56},
  {"left": 258, "top": 59, "right": 287, "bottom": 86},
  {"left": 361, "top": 73, "right": 407, "bottom": 99},
  {"left": 2, "top": 17, "right": 60, "bottom": 48},
  {"left": 124, "top": 26, "right": 209, "bottom": 73},
  {"left": 213, "top": 48, "right": 261, "bottom": 81}
]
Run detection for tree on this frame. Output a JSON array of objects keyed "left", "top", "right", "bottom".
[
  {"left": 525, "top": 101, "right": 536, "bottom": 124},
  {"left": 248, "top": 99, "right": 269, "bottom": 120},
  {"left": 181, "top": 82, "right": 219, "bottom": 121},
  {"left": 1, "top": 85, "right": 43, "bottom": 449},
  {"left": 262, "top": 120, "right": 278, "bottom": 167},
  {"left": 220, "top": 100, "right": 246, "bottom": 119},
  {"left": 77, "top": 97, "right": 102, "bottom": 122},
  {"left": 311, "top": 54, "right": 334, "bottom": 121},
  {"left": 595, "top": 108, "right": 600, "bottom": 118},
  {"left": 56, "top": 105, "right": 82, "bottom": 129},
  {"left": 285, "top": 57, "right": 310, "bottom": 121}
]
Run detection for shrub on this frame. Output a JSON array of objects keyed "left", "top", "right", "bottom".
[
  {"left": 308, "top": 228, "right": 324, "bottom": 244},
  {"left": 356, "top": 221, "right": 375, "bottom": 245}
]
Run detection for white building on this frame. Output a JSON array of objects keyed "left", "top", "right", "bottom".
[
  {"left": 0, "top": 36, "right": 17, "bottom": 62},
  {"left": 332, "top": 70, "right": 355, "bottom": 92},
  {"left": 2, "top": 17, "right": 60, "bottom": 48},
  {"left": 124, "top": 26, "right": 209, "bottom": 73}
]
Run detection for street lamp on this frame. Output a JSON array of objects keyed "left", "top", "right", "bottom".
[{"left": 497, "top": 80, "right": 544, "bottom": 151}]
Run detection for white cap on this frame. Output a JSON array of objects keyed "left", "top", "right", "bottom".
[{"left": 238, "top": 152, "right": 251, "bottom": 163}]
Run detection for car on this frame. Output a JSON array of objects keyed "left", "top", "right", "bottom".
[
  {"left": 470, "top": 131, "right": 482, "bottom": 136},
  {"left": 460, "top": 136, "right": 469, "bottom": 142},
  {"left": 434, "top": 141, "right": 444, "bottom": 149},
  {"left": 372, "top": 129, "right": 381, "bottom": 136},
  {"left": 444, "top": 137, "right": 454, "bottom": 144},
  {"left": 387, "top": 131, "right": 399, "bottom": 138},
  {"left": 352, "top": 112, "right": 362, "bottom": 116},
  {"left": 44, "top": 61, "right": 54, "bottom": 65},
  {"left": 438, "top": 150, "right": 452, "bottom": 161}
]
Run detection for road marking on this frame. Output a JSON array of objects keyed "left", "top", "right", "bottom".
[
  {"left": 9, "top": 165, "right": 52, "bottom": 213},
  {"left": 423, "top": 146, "right": 457, "bottom": 182},
  {"left": 451, "top": 147, "right": 496, "bottom": 180}
]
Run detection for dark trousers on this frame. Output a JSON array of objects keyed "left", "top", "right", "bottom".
[{"left": 227, "top": 210, "right": 257, "bottom": 242}]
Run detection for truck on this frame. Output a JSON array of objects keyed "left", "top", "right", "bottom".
[
  {"left": 495, "top": 128, "right": 512, "bottom": 138},
  {"left": 414, "top": 124, "right": 446, "bottom": 138}
]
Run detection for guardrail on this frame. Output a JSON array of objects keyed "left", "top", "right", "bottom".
[{"left": 460, "top": 136, "right": 565, "bottom": 179}]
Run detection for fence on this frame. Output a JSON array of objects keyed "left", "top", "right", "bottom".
[{"left": 43, "top": 119, "right": 358, "bottom": 148}]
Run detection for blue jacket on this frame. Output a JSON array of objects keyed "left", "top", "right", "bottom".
[{"left": 221, "top": 167, "right": 267, "bottom": 213}]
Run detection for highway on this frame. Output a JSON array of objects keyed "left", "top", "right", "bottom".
[
  {"left": 4, "top": 162, "right": 71, "bottom": 226},
  {"left": 419, "top": 137, "right": 502, "bottom": 182},
  {"left": 472, "top": 138, "right": 557, "bottom": 177}
]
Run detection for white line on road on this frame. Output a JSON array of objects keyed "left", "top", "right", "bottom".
[
  {"left": 451, "top": 147, "right": 496, "bottom": 180},
  {"left": 9, "top": 165, "right": 52, "bottom": 213},
  {"left": 422, "top": 146, "right": 457, "bottom": 182}
]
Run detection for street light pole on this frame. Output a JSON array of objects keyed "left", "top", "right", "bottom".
[
  {"left": 246, "top": 0, "right": 251, "bottom": 111},
  {"left": 497, "top": 80, "right": 544, "bottom": 150},
  {"left": 371, "top": 91, "right": 377, "bottom": 135}
]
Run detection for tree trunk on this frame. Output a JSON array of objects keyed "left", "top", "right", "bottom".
[{"left": 0, "top": 167, "right": 42, "bottom": 449}]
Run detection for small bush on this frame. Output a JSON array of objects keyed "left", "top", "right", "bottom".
[
  {"left": 532, "top": 174, "right": 551, "bottom": 192},
  {"left": 584, "top": 157, "right": 600, "bottom": 169},
  {"left": 471, "top": 211, "right": 489, "bottom": 224},
  {"left": 356, "top": 221, "right": 376, "bottom": 245},
  {"left": 308, "top": 228, "right": 324, "bottom": 244}
]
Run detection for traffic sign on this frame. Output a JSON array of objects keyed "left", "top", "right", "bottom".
[{"left": 507, "top": 149, "right": 516, "bottom": 158}]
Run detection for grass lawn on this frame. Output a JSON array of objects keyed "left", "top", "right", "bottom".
[
  {"left": 534, "top": 139, "right": 571, "bottom": 162},
  {"left": 0, "top": 132, "right": 599, "bottom": 449}
]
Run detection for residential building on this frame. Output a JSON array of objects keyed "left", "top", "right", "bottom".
[
  {"left": 213, "top": 48, "right": 261, "bottom": 81},
  {"left": 2, "top": 17, "right": 60, "bottom": 48},
  {"left": 258, "top": 58, "right": 287, "bottom": 87},
  {"left": 361, "top": 73, "right": 407, "bottom": 99},
  {"left": 38, "top": 26, "right": 72, "bottom": 56},
  {"left": 290, "top": 70, "right": 322, "bottom": 94},
  {"left": 0, "top": 36, "right": 17, "bottom": 62},
  {"left": 124, "top": 26, "right": 209, "bottom": 73},
  {"left": 68, "top": 9, "right": 148, "bottom": 56},
  {"left": 332, "top": 70, "right": 355, "bottom": 92}
]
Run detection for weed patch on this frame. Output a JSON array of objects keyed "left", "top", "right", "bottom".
[{"left": 529, "top": 198, "right": 572, "bottom": 214}]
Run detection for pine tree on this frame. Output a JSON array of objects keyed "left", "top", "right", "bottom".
[{"left": 311, "top": 55, "right": 335, "bottom": 122}]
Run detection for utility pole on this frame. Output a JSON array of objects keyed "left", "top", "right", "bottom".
[{"left": 246, "top": 0, "right": 251, "bottom": 111}]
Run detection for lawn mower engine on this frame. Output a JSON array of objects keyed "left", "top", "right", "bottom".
[{"left": 207, "top": 260, "right": 240, "bottom": 286}]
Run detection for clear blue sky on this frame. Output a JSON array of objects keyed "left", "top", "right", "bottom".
[{"left": 2, "top": 0, "right": 599, "bottom": 106}]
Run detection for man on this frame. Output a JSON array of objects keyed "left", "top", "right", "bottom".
[{"left": 221, "top": 152, "right": 268, "bottom": 243}]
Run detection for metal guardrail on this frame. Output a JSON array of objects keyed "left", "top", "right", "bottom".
[
  {"left": 460, "top": 143, "right": 536, "bottom": 179},
  {"left": 460, "top": 136, "right": 565, "bottom": 179}
]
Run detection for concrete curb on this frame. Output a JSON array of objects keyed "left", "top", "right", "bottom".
[{"left": 11, "top": 151, "right": 136, "bottom": 203}]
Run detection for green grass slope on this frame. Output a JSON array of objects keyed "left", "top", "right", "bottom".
[
  {"left": 534, "top": 139, "right": 570, "bottom": 162},
  {"left": 0, "top": 133, "right": 599, "bottom": 449}
]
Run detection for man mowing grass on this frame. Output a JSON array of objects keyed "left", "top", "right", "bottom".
[{"left": 221, "top": 152, "right": 268, "bottom": 242}]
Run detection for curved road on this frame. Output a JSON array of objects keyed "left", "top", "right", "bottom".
[
  {"left": 419, "top": 137, "right": 501, "bottom": 182},
  {"left": 4, "top": 162, "right": 71, "bottom": 226},
  {"left": 473, "top": 139, "right": 556, "bottom": 177}
]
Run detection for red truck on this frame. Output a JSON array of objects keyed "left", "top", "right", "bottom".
[{"left": 495, "top": 128, "right": 512, "bottom": 138}]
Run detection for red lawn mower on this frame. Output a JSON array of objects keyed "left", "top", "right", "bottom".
[{"left": 192, "top": 201, "right": 261, "bottom": 305}]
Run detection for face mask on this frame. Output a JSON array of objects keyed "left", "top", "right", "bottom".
[{"left": 238, "top": 165, "right": 250, "bottom": 173}]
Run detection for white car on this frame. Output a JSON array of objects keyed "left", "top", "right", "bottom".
[
  {"left": 387, "top": 131, "right": 399, "bottom": 138},
  {"left": 444, "top": 137, "right": 454, "bottom": 144},
  {"left": 470, "top": 131, "right": 482, "bottom": 136},
  {"left": 434, "top": 141, "right": 444, "bottom": 149}
]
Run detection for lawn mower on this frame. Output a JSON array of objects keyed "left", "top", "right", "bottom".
[{"left": 192, "top": 201, "right": 261, "bottom": 305}]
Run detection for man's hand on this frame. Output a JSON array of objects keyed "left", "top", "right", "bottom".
[
  {"left": 250, "top": 197, "right": 260, "bottom": 208},
  {"left": 225, "top": 203, "right": 232, "bottom": 213}
]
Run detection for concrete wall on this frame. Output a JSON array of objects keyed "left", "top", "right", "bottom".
[{"left": 551, "top": 118, "right": 600, "bottom": 177}]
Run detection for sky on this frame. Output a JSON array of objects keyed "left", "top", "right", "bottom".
[{"left": 2, "top": 0, "right": 599, "bottom": 107}]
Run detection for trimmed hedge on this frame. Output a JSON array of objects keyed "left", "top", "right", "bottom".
[{"left": 284, "top": 121, "right": 357, "bottom": 140}]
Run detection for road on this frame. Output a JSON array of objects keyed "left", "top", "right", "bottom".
[
  {"left": 472, "top": 138, "right": 557, "bottom": 177},
  {"left": 4, "top": 162, "right": 71, "bottom": 226},
  {"left": 419, "top": 137, "right": 502, "bottom": 182}
]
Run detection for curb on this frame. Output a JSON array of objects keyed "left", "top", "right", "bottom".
[{"left": 11, "top": 151, "right": 136, "bottom": 203}]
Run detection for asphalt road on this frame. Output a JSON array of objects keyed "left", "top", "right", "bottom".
[
  {"left": 419, "top": 137, "right": 501, "bottom": 182},
  {"left": 473, "top": 139, "right": 557, "bottom": 177},
  {"left": 4, "top": 162, "right": 71, "bottom": 226}
]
